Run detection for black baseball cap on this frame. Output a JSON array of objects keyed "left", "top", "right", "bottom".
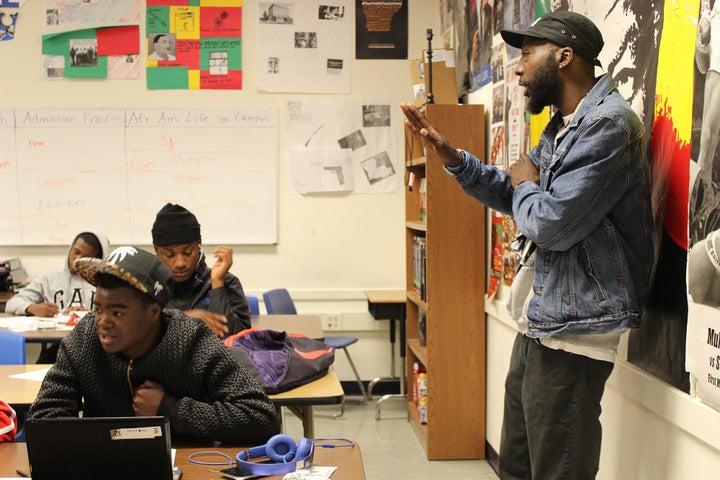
[
  {"left": 500, "top": 11, "right": 604, "bottom": 67},
  {"left": 74, "top": 246, "right": 174, "bottom": 307}
]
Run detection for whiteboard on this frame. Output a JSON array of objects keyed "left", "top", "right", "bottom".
[{"left": 0, "top": 107, "right": 278, "bottom": 246}]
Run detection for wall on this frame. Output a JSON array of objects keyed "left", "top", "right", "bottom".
[{"left": 0, "top": 1, "right": 441, "bottom": 385}]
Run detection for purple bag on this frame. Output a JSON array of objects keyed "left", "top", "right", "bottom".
[{"left": 225, "top": 329, "right": 335, "bottom": 393}]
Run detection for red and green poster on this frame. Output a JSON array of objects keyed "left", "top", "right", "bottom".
[{"left": 146, "top": 0, "right": 242, "bottom": 90}]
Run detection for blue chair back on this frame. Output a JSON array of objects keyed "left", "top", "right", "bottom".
[
  {"left": 0, "top": 330, "right": 26, "bottom": 364},
  {"left": 246, "top": 294, "right": 260, "bottom": 315},
  {"left": 262, "top": 288, "right": 298, "bottom": 315}
]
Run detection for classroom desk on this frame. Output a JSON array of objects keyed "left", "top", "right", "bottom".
[
  {"left": 0, "top": 440, "right": 366, "bottom": 479},
  {"left": 0, "top": 314, "right": 325, "bottom": 344},
  {"left": 364, "top": 289, "right": 407, "bottom": 420},
  {"left": 2, "top": 363, "right": 343, "bottom": 439}
]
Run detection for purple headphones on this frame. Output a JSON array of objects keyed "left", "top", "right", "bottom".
[{"left": 235, "top": 434, "right": 314, "bottom": 476}]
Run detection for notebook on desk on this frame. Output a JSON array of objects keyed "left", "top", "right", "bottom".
[{"left": 24, "top": 416, "right": 176, "bottom": 480}]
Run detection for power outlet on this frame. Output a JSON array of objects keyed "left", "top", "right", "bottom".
[{"left": 325, "top": 314, "right": 342, "bottom": 331}]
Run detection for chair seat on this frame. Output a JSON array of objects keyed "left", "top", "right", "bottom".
[{"left": 323, "top": 336, "right": 358, "bottom": 349}]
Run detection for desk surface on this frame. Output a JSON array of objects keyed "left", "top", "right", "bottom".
[
  {"left": 1, "top": 440, "right": 366, "bottom": 479},
  {"left": 2, "top": 364, "right": 342, "bottom": 409},
  {"left": 364, "top": 289, "right": 406, "bottom": 304},
  {"left": 0, "top": 314, "right": 325, "bottom": 343}
]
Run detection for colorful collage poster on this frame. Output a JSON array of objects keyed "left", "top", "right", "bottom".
[
  {"left": 41, "top": 0, "right": 140, "bottom": 79},
  {"left": 146, "top": 0, "right": 243, "bottom": 90}
]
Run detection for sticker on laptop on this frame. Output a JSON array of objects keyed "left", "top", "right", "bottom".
[{"left": 109, "top": 426, "right": 163, "bottom": 440}]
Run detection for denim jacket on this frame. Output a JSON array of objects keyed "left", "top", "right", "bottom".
[{"left": 453, "top": 74, "right": 654, "bottom": 337}]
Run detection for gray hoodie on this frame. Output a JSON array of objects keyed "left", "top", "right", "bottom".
[{"left": 5, "top": 231, "right": 110, "bottom": 315}]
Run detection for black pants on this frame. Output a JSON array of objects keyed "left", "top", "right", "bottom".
[
  {"left": 498, "top": 333, "right": 614, "bottom": 480},
  {"left": 36, "top": 343, "right": 59, "bottom": 364}
]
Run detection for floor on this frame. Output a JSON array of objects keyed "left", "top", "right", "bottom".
[{"left": 281, "top": 395, "right": 499, "bottom": 480}]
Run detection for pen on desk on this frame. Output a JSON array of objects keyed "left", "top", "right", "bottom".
[{"left": 16, "top": 469, "right": 30, "bottom": 477}]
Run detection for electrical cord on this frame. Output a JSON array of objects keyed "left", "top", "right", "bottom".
[{"left": 186, "top": 437, "right": 355, "bottom": 466}]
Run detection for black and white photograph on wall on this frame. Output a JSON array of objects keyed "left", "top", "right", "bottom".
[
  {"left": 326, "top": 58, "right": 343, "bottom": 75},
  {"left": 362, "top": 104, "right": 391, "bottom": 127},
  {"left": 361, "top": 151, "right": 396, "bottom": 185},
  {"left": 69, "top": 39, "right": 98, "bottom": 67},
  {"left": 319, "top": 5, "right": 345, "bottom": 20},
  {"left": 268, "top": 56, "right": 279, "bottom": 73},
  {"left": 147, "top": 33, "right": 176, "bottom": 61},
  {"left": 690, "top": 0, "right": 720, "bottom": 248},
  {"left": 259, "top": 2, "right": 293, "bottom": 24},
  {"left": 294, "top": 32, "right": 317, "bottom": 48},
  {"left": 337, "top": 129, "right": 367, "bottom": 151},
  {"left": 46, "top": 9, "right": 59, "bottom": 26}
]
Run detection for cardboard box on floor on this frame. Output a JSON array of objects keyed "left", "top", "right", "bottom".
[{"left": 409, "top": 49, "right": 458, "bottom": 106}]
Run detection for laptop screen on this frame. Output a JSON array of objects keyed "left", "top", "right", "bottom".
[{"left": 25, "top": 416, "right": 173, "bottom": 480}]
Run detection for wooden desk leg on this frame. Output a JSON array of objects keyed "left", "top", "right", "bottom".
[
  {"left": 303, "top": 406, "right": 314, "bottom": 439},
  {"left": 285, "top": 405, "right": 314, "bottom": 439}
]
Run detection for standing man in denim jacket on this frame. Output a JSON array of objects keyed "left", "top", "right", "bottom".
[{"left": 401, "top": 11, "right": 653, "bottom": 480}]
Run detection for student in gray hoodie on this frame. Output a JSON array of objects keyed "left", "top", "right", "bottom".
[
  {"left": 5, "top": 231, "right": 110, "bottom": 362},
  {"left": 6, "top": 231, "right": 110, "bottom": 317}
]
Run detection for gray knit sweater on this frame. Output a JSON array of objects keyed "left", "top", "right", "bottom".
[{"left": 30, "top": 309, "right": 281, "bottom": 444}]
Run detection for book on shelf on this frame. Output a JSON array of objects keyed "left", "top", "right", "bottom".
[
  {"left": 418, "top": 308, "right": 427, "bottom": 347},
  {"left": 412, "top": 235, "right": 427, "bottom": 300},
  {"left": 413, "top": 361, "right": 428, "bottom": 424},
  {"left": 418, "top": 177, "right": 427, "bottom": 222}
]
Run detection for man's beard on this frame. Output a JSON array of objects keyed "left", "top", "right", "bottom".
[{"left": 525, "top": 54, "right": 560, "bottom": 115}]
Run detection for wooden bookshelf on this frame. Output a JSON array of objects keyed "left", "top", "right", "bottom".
[{"left": 404, "top": 103, "right": 486, "bottom": 460}]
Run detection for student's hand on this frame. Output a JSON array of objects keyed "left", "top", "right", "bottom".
[
  {"left": 186, "top": 309, "right": 229, "bottom": 338},
  {"left": 400, "top": 103, "right": 465, "bottom": 168},
  {"left": 508, "top": 153, "right": 540, "bottom": 188},
  {"left": 26, "top": 302, "right": 59, "bottom": 317},
  {"left": 210, "top": 246, "right": 233, "bottom": 288},
  {"left": 132, "top": 380, "right": 166, "bottom": 416}
]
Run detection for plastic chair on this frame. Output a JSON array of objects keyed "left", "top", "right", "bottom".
[
  {"left": 262, "top": 289, "right": 368, "bottom": 409},
  {"left": 0, "top": 330, "right": 26, "bottom": 365},
  {"left": 246, "top": 294, "right": 260, "bottom": 315},
  {"left": 0, "top": 330, "right": 27, "bottom": 442}
]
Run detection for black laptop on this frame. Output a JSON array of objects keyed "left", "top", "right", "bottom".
[{"left": 25, "top": 416, "right": 175, "bottom": 480}]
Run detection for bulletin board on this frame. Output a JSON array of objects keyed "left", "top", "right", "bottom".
[{"left": 0, "top": 107, "right": 278, "bottom": 246}]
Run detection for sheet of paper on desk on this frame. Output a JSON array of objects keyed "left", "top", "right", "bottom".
[
  {"left": 9, "top": 368, "right": 50, "bottom": 382},
  {"left": 0, "top": 316, "right": 40, "bottom": 332},
  {"left": 283, "top": 466, "right": 337, "bottom": 480}
]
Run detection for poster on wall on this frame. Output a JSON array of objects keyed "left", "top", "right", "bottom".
[
  {"left": 145, "top": 0, "right": 243, "bottom": 90},
  {"left": 41, "top": 0, "right": 140, "bottom": 79},
  {"left": 256, "top": 0, "right": 351, "bottom": 93},
  {"left": 355, "top": 0, "right": 408, "bottom": 59},
  {"left": 686, "top": 0, "right": 720, "bottom": 406},
  {"left": 285, "top": 98, "right": 398, "bottom": 194}
]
